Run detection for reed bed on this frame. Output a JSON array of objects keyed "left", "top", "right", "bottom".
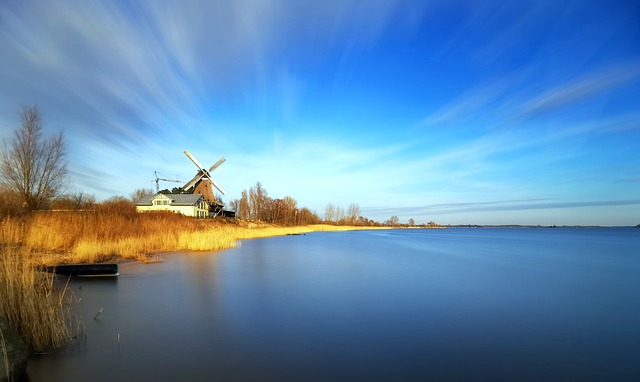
[
  {"left": 0, "top": 247, "right": 74, "bottom": 353},
  {"left": 0, "top": 211, "right": 381, "bottom": 265}
]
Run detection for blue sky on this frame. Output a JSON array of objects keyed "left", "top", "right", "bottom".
[{"left": 1, "top": 1, "right": 639, "bottom": 225}]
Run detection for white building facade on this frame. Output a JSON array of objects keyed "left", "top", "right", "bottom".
[{"left": 135, "top": 194, "right": 209, "bottom": 218}]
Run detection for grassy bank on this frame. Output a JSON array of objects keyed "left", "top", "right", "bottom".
[{"left": 0, "top": 211, "right": 381, "bottom": 265}]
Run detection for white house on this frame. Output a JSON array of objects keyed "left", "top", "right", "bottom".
[{"left": 134, "top": 194, "right": 209, "bottom": 218}]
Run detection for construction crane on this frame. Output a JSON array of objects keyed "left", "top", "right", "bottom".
[{"left": 152, "top": 171, "right": 182, "bottom": 193}]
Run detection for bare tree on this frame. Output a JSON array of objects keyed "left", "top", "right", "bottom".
[
  {"left": 130, "top": 188, "right": 155, "bottom": 202},
  {"left": 347, "top": 203, "right": 360, "bottom": 225},
  {"left": 298, "top": 207, "right": 320, "bottom": 225},
  {"left": 53, "top": 190, "right": 97, "bottom": 210},
  {"left": 228, "top": 198, "right": 240, "bottom": 216},
  {"left": 336, "top": 206, "right": 345, "bottom": 224},
  {"left": 71, "top": 190, "right": 96, "bottom": 209},
  {"left": 0, "top": 106, "right": 67, "bottom": 211},
  {"left": 281, "top": 196, "right": 297, "bottom": 226},
  {"left": 385, "top": 215, "right": 400, "bottom": 226},
  {"left": 324, "top": 203, "right": 336, "bottom": 223},
  {"left": 239, "top": 189, "right": 250, "bottom": 219},
  {"left": 249, "top": 181, "right": 268, "bottom": 220}
]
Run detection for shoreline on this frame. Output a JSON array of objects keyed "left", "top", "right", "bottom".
[{"left": 8, "top": 222, "right": 396, "bottom": 267}]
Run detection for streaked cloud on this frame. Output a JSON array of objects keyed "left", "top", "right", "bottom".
[
  {"left": 366, "top": 198, "right": 640, "bottom": 217},
  {"left": 516, "top": 64, "right": 640, "bottom": 120}
]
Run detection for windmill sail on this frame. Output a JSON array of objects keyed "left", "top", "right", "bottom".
[{"left": 182, "top": 150, "right": 226, "bottom": 196}]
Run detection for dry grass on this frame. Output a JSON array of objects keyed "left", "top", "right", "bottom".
[
  {"left": 0, "top": 211, "right": 384, "bottom": 265},
  {"left": 0, "top": 247, "right": 74, "bottom": 353}
]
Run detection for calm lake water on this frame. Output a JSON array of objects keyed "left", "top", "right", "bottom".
[{"left": 27, "top": 228, "right": 640, "bottom": 381}]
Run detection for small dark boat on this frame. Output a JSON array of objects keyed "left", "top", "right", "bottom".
[{"left": 44, "top": 264, "right": 119, "bottom": 277}]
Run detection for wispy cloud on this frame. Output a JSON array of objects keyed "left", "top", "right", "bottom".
[
  {"left": 421, "top": 61, "right": 640, "bottom": 137},
  {"left": 364, "top": 198, "right": 640, "bottom": 218},
  {"left": 515, "top": 63, "right": 640, "bottom": 120},
  {"left": 420, "top": 78, "right": 512, "bottom": 126},
  {"left": 0, "top": 0, "right": 429, "bottom": 141}
]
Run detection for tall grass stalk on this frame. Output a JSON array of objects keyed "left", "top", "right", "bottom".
[
  {"left": 0, "top": 248, "right": 73, "bottom": 353},
  {"left": 1, "top": 329, "right": 9, "bottom": 381}
]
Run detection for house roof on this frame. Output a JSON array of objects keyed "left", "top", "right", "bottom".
[{"left": 135, "top": 193, "right": 204, "bottom": 206}]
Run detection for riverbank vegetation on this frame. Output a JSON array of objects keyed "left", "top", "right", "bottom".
[
  {"left": 0, "top": 247, "right": 74, "bottom": 353},
  {"left": 0, "top": 203, "right": 384, "bottom": 266}
]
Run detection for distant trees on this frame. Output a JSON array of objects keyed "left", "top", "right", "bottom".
[
  {"left": 385, "top": 215, "right": 400, "bottom": 226},
  {"left": 232, "top": 182, "right": 260, "bottom": 220},
  {"left": 130, "top": 188, "right": 155, "bottom": 202},
  {"left": 280, "top": 196, "right": 298, "bottom": 226},
  {"left": 0, "top": 106, "right": 67, "bottom": 211},
  {"left": 346, "top": 203, "right": 360, "bottom": 225},
  {"left": 324, "top": 202, "right": 362, "bottom": 225},
  {"left": 238, "top": 189, "right": 250, "bottom": 218},
  {"left": 228, "top": 199, "right": 240, "bottom": 216},
  {"left": 233, "top": 181, "right": 270, "bottom": 220},
  {"left": 324, "top": 203, "right": 336, "bottom": 223},
  {"left": 230, "top": 181, "right": 321, "bottom": 225},
  {"left": 158, "top": 187, "right": 184, "bottom": 195},
  {"left": 296, "top": 207, "right": 320, "bottom": 225},
  {"left": 52, "top": 190, "right": 96, "bottom": 210},
  {"left": 249, "top": 181, "right": 268, "bottom": 220}
]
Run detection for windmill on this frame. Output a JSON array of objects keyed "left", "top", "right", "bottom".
[{"left": 182, "top": 150, "right": 226, "bottom": 213}]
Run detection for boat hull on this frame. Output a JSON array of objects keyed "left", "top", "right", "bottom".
[{"left": 44, "top": 264, "right": 119, "bottom": 277}]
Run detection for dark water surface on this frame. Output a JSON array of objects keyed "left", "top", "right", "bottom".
[{"left": 27, "top": 228, "right": 640, "bottom": 381}]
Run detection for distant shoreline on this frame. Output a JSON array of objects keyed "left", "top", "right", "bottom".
[{"left": 443, "top": 225, "right": 637, "bottom": 229}]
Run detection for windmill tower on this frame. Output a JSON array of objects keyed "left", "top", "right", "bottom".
[{"left": 182, "top": 150, "right": 226, "bottom": 215}]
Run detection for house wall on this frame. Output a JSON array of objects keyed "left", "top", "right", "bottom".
[{"left": 135, "top": 203, "right": 209, "bottom": 218}]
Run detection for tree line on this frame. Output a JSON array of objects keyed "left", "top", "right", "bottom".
[
  {"left": 227, "top": 181, "right": 386, "bottom": 226},
  {"left": 228, "top": 181, "right": 319, "bottom": 225}
]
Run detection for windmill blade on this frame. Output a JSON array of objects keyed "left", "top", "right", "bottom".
[
  {"left": 209, "top": 157, "right": 226, "bottom": 172},
  {"left": 209, "top": 179, "right": 226, "bottom": 195},
  {"left": 184, "top": 150, "right": 205, "bottom": 171},
  {"left": 183, "top": 172, "right": 204, "bottom": 191}
]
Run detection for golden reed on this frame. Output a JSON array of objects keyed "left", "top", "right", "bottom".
[
  {"left": 0, "top": 247, "right": 74, "bottom": 353},
  {"left": 0, "top": 211, "right": 382, "bottom": 265}
]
